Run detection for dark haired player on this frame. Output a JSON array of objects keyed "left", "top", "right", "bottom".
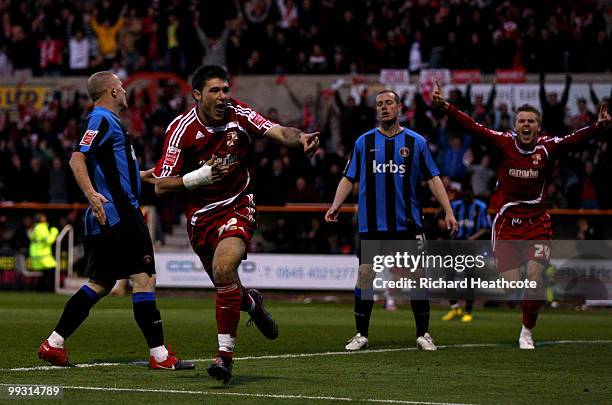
[
  {"left": 326, "top": 90, "right": 458, "bottom": 352},
  {"left": 151, "top": 65, "right": 319, "bottom": 383},
  {"left": 38, "top": 71, "right": 193, "bottom": 370},
  {"left": 432, "top": 82, "right": 611, "bottom": 349}
]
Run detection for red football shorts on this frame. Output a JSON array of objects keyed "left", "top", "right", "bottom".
[
  {"left": 187, "top": 194, "right": 256, "bottom": 274},
  {"left": 492, "top": 212, "right": 552, "bottom": 272}
]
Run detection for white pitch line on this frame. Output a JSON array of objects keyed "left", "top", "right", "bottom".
[
  {"left": 0, "top": 383, "right": 474, "bottom": 405},
  {"left": 5, "top": 340, "right": 612, "bottom": 372}
]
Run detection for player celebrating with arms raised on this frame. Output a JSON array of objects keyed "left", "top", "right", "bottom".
[
  {"left": 432, "top": 82, "right": 610, "bottom": 349},
  {"left": 326, "top": 89, "right": 457, "bottom": 352},
  {"left": 151, "top": 65, "right": 319, "bottom": 383}
]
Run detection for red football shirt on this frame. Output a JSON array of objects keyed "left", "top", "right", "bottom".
[
  {"left": 447, "top": 105, "right": 599, "bottom": 218},
  {"left": 153, "top": 99, "right": 278, "bottom": 225}
]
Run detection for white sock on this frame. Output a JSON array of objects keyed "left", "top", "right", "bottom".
[
  {"left": 520, "top": 325, "right": 532, "bottom": 337},
  {"left": 451, "top": 303, "right": 460, "bottom": 310},
  {"left": 47, "top": 331, "right": 64, "bottom": 348},
  {"left": 218, "top": 334, "right": 235, "bottom": 353},
  {"left": 150, "top": 345, "right": 169, "bottom": 362}
]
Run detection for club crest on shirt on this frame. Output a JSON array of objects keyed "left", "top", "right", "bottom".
[
  {"left": 532, "top": 153, "right": 541, "bottom": 165},
  {"left": 399, "top": 147, "right": 410, "bottom": 157},
  {"left": 227, "top": 131, "right": 239, "bottom": 147},
  {"left": 79, "top": 130, "right": 99, "bottom": 146}
]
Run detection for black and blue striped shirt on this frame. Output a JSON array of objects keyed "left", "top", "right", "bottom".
[
  {"left": 344, "top": 128, "right": 440, "bottom": 233},
  {"left": 451, "top": 198, "right": 491, "bottom": 240},
  {"left": 75, "top": 107, "right": 141, "bottom": 236}
]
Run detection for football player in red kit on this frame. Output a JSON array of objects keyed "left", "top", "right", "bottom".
[
  {"left": 432, "top": 82, "right": 610, "bottom": 349},
  {"left": 151, "top": 65, "right": 319, "bottom": 382}
]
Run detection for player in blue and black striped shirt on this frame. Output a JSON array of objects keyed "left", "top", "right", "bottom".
[
  {"left": 38, "top": 71, "right": 192, "bottom": 370},
  {"left": 326, "top": 90, "right": 458, "bottom": 351}
]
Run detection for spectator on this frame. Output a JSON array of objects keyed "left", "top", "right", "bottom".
[
  {"left": 539, "top": 73, "right": 571, "bottom": 135},
  {"left": 29, "top": 157, "right": 49, "bottom": 202},
  {"left": 307, "top": 43, "right": 328, "bottom": 72},
  {"left": 48, "top": 157, "right": 68, "bottom": 203},
  {"left": 579, "top": 161, "right": 600, "bottom": 209},
  {"left": 91, "top": 11, "right": 124, "bottom": 63},
  {"left": 468, "top": 154, "right": 495, "bottom": 200},
  {"left": 287, "top": 177, "right": 317, "bottom": 202},
  {"left": 69, "top": 30, "right": 90, "bottom": 74}
]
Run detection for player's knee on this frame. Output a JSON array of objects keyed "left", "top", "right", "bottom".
[
  {"left": 87, "top": 280, "right": 113, "bottom": 298},
  {"left": 212, "top": 262, "right": 238, "bottom": 283},
  {"left": 130, "top": 273, "right": 156, "bottom": 292},
  {"left": 526, "top": 260, "right": 544, "bottom": 281}
]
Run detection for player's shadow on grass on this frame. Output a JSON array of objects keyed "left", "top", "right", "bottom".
[{"left": 184, "top": 374, "right": 283, "bottom": 388}]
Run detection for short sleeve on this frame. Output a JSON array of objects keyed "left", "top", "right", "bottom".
[
  {"left": 153, "top": 118, "right": 188, "bottom": 178},
  {"left": 233, "top": 99, "right": 278, "bottom": 138},
  {"left": 418, "top": 139, "right": 440, "bottom": 180},
  {"left": 74, "top": 115, "right": 111, "bottom": 155},
  {"left": 343, "top": 139, "right": 362, "bottom": 183}
]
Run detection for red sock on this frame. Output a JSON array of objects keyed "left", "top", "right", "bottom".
[
  {"left": 216, "top": 282, "right": 241, "bottom": 337},
  {"left": 521, "top": 299, "right": 543, "bottom": 329},
  {"left": 240, "top": 286, "right": 254, "bottom": 312}
]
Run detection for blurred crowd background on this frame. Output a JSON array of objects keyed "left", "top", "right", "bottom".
[
  {"left": 1, "top": 0, "right": 610, "bottom": 76},
  {"left": 0, "top": 0, "right": 611, "bottom": 256}
]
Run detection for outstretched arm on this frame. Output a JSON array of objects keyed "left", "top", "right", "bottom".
[
  {"left": 431, "top": 81, "right": 506, "bottom": 148},
  {"left": 548, "top": 103, "right": 611, "bottom": 150},
  {"left": 264, "top": 125, "right": 319, "bottom": 156},
  {"left": 589, "top": 82, "right": 599, "bottom": 108},
  {"left": 560, "top": 74, "right": 572, "bottom": 107}
]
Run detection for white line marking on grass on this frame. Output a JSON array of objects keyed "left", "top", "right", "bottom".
[
  {"left": 6, "top": 340, "right": 612, "bottom": 372},
  {"left": 0, "top": 383, "right": 473, "bottom": 405}
]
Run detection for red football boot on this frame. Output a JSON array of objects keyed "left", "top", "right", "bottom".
[
  {"left": 38, "top": 340, "right": 72, "bottom": 367},
  {"left": 149, "top": 346, "right": 195, "bottom": 370}
]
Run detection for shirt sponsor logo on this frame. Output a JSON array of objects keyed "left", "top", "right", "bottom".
[
  {"left": 248, "top": 111, "right": 268, "bottom": 129},
  {"left": 508, "top": 168, "right": 539, "bottom": 178},
  {"left": 372, "top": 160, "right": 406, "bottom": 174},
  {"left": 79, "top": 129, "right": 99, "bottom": 146},
  {"left": 163, "top": 146, "right": 181, "bottom": 167}
]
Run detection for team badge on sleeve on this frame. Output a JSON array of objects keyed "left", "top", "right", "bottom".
[
  {"left": 248, "top": 111, "right": 267, "bottom": 129},
  {"left": 79, "top": 130, "right": 99, "bottom": 146},
  {"left": 163, "top": 146, "right": 181, "bottom": 167}
]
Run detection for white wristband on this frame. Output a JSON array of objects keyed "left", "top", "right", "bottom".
[{"left": 182, "top": 164, "right": 213, "bottom": 189}]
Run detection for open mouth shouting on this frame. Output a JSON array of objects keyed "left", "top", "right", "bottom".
[{"left": 214, "top": 103, "right": 227, "bottom": 116}]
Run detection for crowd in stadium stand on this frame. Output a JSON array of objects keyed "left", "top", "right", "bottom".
[
  {"left": 1, "top": 0, "right": 611, "bottom": 254},
  {"left": 1, "top": 73, "right": 611, "bottom": 253},
  {"left": 0, "top": 0, "right": 611, "bottom": 76}
]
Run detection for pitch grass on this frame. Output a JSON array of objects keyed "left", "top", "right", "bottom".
[{"left": 0, "top": 293, "right": 611, "bottom": 404}]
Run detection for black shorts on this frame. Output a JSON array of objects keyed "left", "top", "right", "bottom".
[
  {"left": 358, "top": 229, "right": 426, "bottom": 265},
  {"left": 83, "top": 209, "right": 155, "bottom": 284}
]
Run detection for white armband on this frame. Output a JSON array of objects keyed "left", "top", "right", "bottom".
[{"left": 182, "top": 164, "right": 213, "bottom": 189}]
